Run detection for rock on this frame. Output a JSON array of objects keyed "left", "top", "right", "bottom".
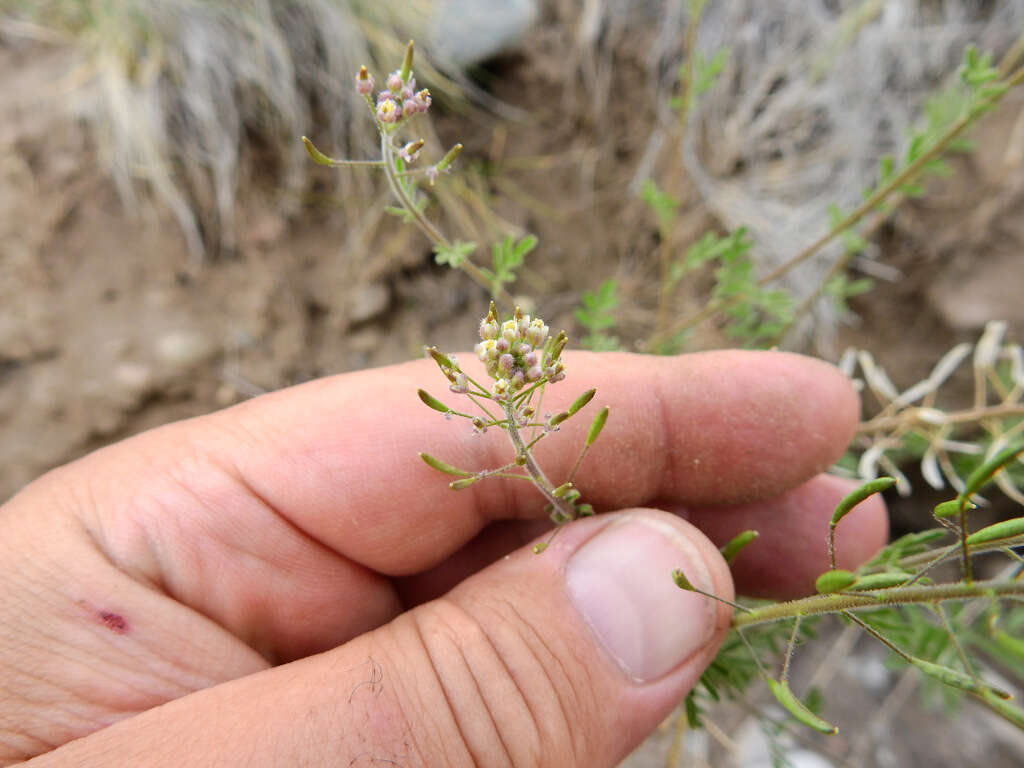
[
  {"left": 156, "top": 329, "right": 213, "bottom": 369},
  {"left": 112, "top": 362, "right": 152, "bottom": 398},
  {"left": 428, "top": 0, "right": 539, "bottom": 67},
  {"left": 348, "top": 282, "right": 390, "bottom": 324}
]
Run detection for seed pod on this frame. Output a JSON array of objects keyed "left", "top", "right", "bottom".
[
  {"left": 961, "top": 443, "right": 1024, "bottom": 501},
  {"left": 767, "top": 679, "right": 838, "bottom": 735},
  {"left": 965, "top": 517, "right": 1024, "bottom": 546},
  {"left": 449, "top": 477, "right": 478, "bottom": 490},
  {"left": 568, "top": 389, "right": 596, "bottom": 415},
  {"left": 549, "top": 411, "right": 570, "bottom": 427},
  {"left": 815, "top": 569, "right": 857, "bottom": 594},
  {"left": 553, "top": 482, "right": 574, "bottom": 498},
  {"left": 419, "top": 452, "right": 472, "bottom": 477},
  {"left": 576, "top": 503, "right": 594, "bottom": 516},
  {"left": 910, "top": 658, "right": 1011, "bottom": 699},
  {"left": 426, "top": 346, "right": 456, "bottom": 371},
  {"left": 586, "top": 407, "right": 610, "bottom": 447},
  {"left": 671, "top": 569, "right": 695, "bottom": 590},
  {"left": 846, "top": 573, "right": 912, "bottom": 591},
  {"left": 417, "top": 389, "right": 450, "bottom": 413},
  {"left": 720, "top": 530, "right": 759, "bottom": 564},
  {"left": 832, "top": 477, "right": 896, "bottom": 527},
  {"left": 933, "top": 499, "right": 974, "bottom": 519}
]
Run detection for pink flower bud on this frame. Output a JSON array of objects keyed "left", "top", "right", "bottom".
[
  {"left": 516, "top": 342, "right": 532, "bottom": 356},
  {"left": 386, "top": 71, "right": 403, "bottom": 92},
  {"left": 403, "top": 99, "right": 419, "bottom": 116},
  {"left": 401, "top": 87, "right": 414, "bottom": 100},
  {"left": 449, "top": 372, "right": 468, "bottom": 394},
  {"left": 524, "top": 351, "right": 539, "bottom": 367},
  {"left": 499, "top": 353, "right": 515, "bottom": 373},
  {"left": 526, "top": 365, "right": 543, "bottom": 381},
  {"left": 511, "top": 370, "right": 525, "bottom": 389},
  {"left": 355, "top": 66, "right": 374, "bottom": 95},
  {"left": 415, "top": 89, "right": 432, "bottom": 111},
  {"left": 376, "top": 90, "right": 394, "bottom": 104}
]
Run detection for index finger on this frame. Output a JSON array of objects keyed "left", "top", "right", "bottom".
[{"left": 213, "top": 349, "right": 858, "bottom": 573}]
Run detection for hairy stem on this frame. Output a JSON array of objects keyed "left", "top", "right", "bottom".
[
  {"left": 503, "top": 400, "right": 576, "bottom": 520},
  {"left": 380, "top": 134, "right": 513, "bottom": 304},
  {"left": 731, "top": 578, "right": 1024, "bottom": 629}
]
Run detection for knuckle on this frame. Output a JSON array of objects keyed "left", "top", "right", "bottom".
[{"left": 399, "top": 596, "right": 595, "bottom": 767}]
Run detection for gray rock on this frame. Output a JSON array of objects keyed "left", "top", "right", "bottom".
[
  {"left": 348, "top": 282, "right": 391, "bottom": 324},
  {"left": 429, "top": 0, "right": 539, "bottom": 67}
]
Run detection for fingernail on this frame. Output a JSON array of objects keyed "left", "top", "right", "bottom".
[{"left": 565, "top": 513, "right": 717, "bottom": 682}]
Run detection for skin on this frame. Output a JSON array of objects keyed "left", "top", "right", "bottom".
[{"left": 0, "top": 350, "right": 886, "bottom": 766}]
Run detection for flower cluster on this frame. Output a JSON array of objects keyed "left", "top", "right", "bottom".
[
  {"left": 356, "top": 63, "right": 432, "bottom": 125},
  {"left": 475, "top": 304, "right": 566, "bottom": 398}
]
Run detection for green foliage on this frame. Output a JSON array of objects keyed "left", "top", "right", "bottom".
[
  {"left": 574, "top": 280, "right": 621, "bottom": 351},
  {"left": 693, "top": 48, "right": 730, "bottom": 97},
  {"left": 433, "top": 240, "right": 477, "bottom": 268},
  {"left": 640, "top": 179, "right": 679, "bottom": 237},
  {"left": 703, "top": 228, "right": 795, "bottom": 347},
  {"left": 479, "top": 234, "right": 537, "bottom": 296}
]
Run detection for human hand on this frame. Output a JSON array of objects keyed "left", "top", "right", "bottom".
[{"left": 0, "top": 350, "right": 886, "bottom": 766}]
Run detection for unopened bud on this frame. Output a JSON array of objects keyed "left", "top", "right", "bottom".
[{"left": 355, "top": 65, "right": 374, "bottom": 95}]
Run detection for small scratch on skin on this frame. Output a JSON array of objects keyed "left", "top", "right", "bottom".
[{"left": 99, "top": 611, "right": 129, "bottom": 634}]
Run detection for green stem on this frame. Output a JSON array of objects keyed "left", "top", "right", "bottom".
[
  {"left": 503, "top": 400, "right": 575, "bottom": 520},
  {"left": 380, "top": 134, "right": 513, "bottom": 305},
  {"left": 732, "top": 578, "right": 1024, "bottom": 629}
]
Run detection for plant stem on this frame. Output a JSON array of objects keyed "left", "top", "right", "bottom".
[
  {"left": 857, "top": 402, "right": 1024, "bottom": 435},
  {"left": 647, "top": 63, "right": 1024, "bottom": 349},
  {"left": 731, "top": 577, "right": 1024, "bottom": 629},
  {"left": 503, "top": 400, "right": 576, "bottom": 520},
  {"left": 379, "top": 134, "right": 513, "bottom": 305}
]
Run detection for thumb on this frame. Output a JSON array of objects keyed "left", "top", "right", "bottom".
[{"left": 36, "top": 509, "right": 733, "bottom": 767}]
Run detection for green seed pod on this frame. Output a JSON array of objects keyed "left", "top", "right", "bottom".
[
  {"left": 417, "top": 389, "right": 450, "bottom": 413},
  {"left": 419, "top": 452, "right": 472, "bottom": 476},
  {"left": 586, "top": 406, "right": 610, "bottom": 447},
  {"left": 766, "top": 679, "right": 838, "bottom": 735},
  {"left": 965, "top": 517, "right": 1024, "bottom": 546},
  {"left": 933, "top": 499, "right": 974, "bottom": 519},
  {"left": 568, "top": 388, "right": 597, "bottom": 415},
  {"left": 399, "top": 39, "right": 414, "bottom": 83},
  {"left": 435, "top": 143, "right": 463, "bottom": 173},
  {"left": 720, "top": 530, "right": 759, "bottom": 564},
  {"left": 980, "top": 688, "right": 1024, "bottom": 729},
  {"left": 961, "top": 443, "right": 1024, "bottom": 500},
  {"left": 910, "top": 658, "right": 1011, "bottom": 699},
  {"left": 532, "top": 542, "right": 549, "bottom": 554},
  {"left": 815, "top": 569, "right": 857, "bottom": 594},
  {"left": 553, "top": 482, "right": 574, "bottom": 498},
  {"left": 563, "top": 489, "right": 581, "bottom": 504},
  {"left": 426, "top": 346, "right": 456, "bottom": 371},
  {"left": 514, "top": 453, "right": 527, "bottom": 466},
  {"left": 576, "top": 504, "right": 595, "bottom": 516},
  {"left": 301, "top": 136, "right": 337, "bottom": 166},
  {"left": 549, "top": 411, "right": 570, "bottom": 427},
  {"left": 846, "top": 573, "right": 912, "bottom": 591},
  {"left": 671, "top": 568, "right": 694, "bottom": 590},
  {"left": 449, "top": 477, "right": 478, "bottom": 490},
  {"left": 832, "top": 477, "right": 896, "bottom": 527}
]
